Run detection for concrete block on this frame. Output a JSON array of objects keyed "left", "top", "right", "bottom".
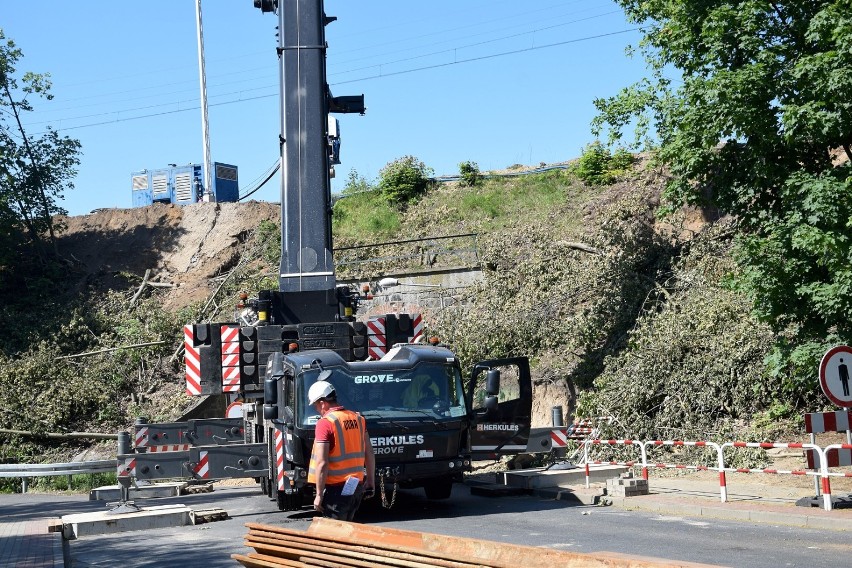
[
  {"left": 501, "top": 464, "right": 628, "bottom": 489},
  {"left": 606, "top": 476, "right": 649, "bottom": 497},
  {"left": 61, "top": 504, "right": 191, "bottom": 539}
]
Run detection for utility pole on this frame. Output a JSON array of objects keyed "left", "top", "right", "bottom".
[{"left": 195, "top": 0, "right": 214, "bottom": 202}]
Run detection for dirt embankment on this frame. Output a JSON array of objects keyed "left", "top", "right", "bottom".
[{"left": 56, "top": 201, "right": 280, "bottom": 310}]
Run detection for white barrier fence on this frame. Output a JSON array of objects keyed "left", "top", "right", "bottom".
[{"left": 581, "top": 439, "right": 852, "bottom": 511}]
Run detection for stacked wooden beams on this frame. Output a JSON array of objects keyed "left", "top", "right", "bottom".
[{"left": 233, "top": 518, "right": 718, "bottom": 568}]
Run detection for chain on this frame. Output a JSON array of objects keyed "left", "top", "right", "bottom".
[{"left": 378, "top": 474, "right": 398, "bottom": 509}]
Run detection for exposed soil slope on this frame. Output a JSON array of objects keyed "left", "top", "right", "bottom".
[{"left": 56, "top": 201, "right": 280, "bottom": 310}]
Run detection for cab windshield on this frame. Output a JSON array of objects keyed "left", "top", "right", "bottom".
[{"left": 298, "top": 363, "right": 467, "bottom": 426}]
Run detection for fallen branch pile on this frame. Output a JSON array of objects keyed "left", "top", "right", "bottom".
[{"left": 233, "top": 518, "right": 709, "bottom": 568}]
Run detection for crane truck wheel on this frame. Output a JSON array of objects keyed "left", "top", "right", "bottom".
[{"left": 423, "top": 477, "right": 453, "bottom": 500}]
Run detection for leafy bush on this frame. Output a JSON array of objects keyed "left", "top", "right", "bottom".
[
  {"left": 576, "top": 222, "right": 805, "bottom": 445},
  {"left": 378, "top": 156, "right": 433, "bottom": 206},
  {"left": 431, "top": 180, "right": 672, "bottom": 388},
  {"left": 458, "top": 161, "right": 481, "bottom": 187},
  {"left": 572, "top": 141, "right": 635, "bottom": 185}
]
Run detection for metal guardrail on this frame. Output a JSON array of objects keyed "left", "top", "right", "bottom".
[
  {"left": 0, "top": 460, "right": 115, "bottom": 493},
  {"left": 334, "top": 233, "right": 480, "bottom": 276}
]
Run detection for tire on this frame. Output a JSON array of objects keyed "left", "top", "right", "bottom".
[
  {"left": 276, "top": 487, "right": 304, "bottom": 511},
  {"left": 423, "top": 478, "right": 453, "bottom": 500},
  {"left": 260, "top": 476, "right": 269, "bottom": 496}
]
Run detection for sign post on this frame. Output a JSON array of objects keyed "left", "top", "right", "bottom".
[
  {"left": 819, "top": 345, "right": 852, "bottom": 409},
  {"left": 812, "top": 346, "right": 852, "bottom": 505}
]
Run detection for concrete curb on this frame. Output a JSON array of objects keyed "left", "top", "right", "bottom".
[
  {"left": 524, "top": 479, "right": 852, "bottom": 532},
  {"left": 607, "top": 496, "right": 852, "bottom": 532}
]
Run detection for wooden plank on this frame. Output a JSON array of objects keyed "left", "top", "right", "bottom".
[
  {"left": 246, "top": 528, "right": 485, "bottom": 568},
  {"left": 242, "top": 520, "right": 724, "bottom": 568},
  {"left": 249, "top": 540, "right": 378, "bottom": 568},
  {"left": 305, "top": 519, "right": 710, "bottom": 568},
  {"left": 248, "top": 534, "right": 442, "bottom": 568},
  {"left": 245, "top": 523, "right": 486, "bottom": 568},
  {"left": 232, "top": 552, "right": 308, "bottom": 568}
]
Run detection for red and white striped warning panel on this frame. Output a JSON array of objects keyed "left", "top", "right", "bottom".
[
  {"left": 367, "top": 317, "right": 387, "bottom": 359},
  {"left": 548, "top": 420, "right": 598, "bottom": 447},
  {"left": 805, "top": 411, "right": 852, "bottom": 434},
  {"left": 220, "top": 325, "right": 241, "bottom": 393},
  {"left": 411, "top": 313, "right": 423, "bottom": 343},
  {"left": 567, "top": 419, "right": 595, "bottom": 439},
  {"left": 193, "top": 450, "right": 209, "bottom": 479},
  {"left": 806, "top": 447, "right": 852, "bottom": 469},
  {"left": 117, "top": 457, "right": 136, "bottom": 477},
  {"left": 275, "top": 429, "right": 285, "bottom": 491},
  {"left": 135, "top": 426, "right": 149, "bottom": 449},
  {"left": 184, "top": 325, "right": 202, "bottom": 396},
  {"left": 147, "top": 444, "right": 192, "bottom": 453}
]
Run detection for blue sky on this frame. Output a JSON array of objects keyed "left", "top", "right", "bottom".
[{"left": 3, "top": 0, "right": 647, "bottom": 217}]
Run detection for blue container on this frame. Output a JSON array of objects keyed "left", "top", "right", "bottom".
[{"left": 130, "top": 162, "right": 239, "bottom": 206}]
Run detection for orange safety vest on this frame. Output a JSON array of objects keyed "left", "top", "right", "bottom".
[{"left": 307, "top": 409, "right": 367, "bottom": 485}]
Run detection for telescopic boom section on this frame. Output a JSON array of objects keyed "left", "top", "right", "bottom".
[
  {"left": 276, "top": 0, "right": 334, "bottom": 294},
  {"left": 255, "top": 0, "right": 364, "bottom": 324}
]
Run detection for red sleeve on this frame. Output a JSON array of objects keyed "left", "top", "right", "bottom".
[{"left": 315, "top": 418, "right": 335, "bottom": 449}]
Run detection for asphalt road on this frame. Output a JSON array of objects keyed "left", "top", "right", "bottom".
[{"left": 3, "top": 484, "right": 849, "bottom": 568}]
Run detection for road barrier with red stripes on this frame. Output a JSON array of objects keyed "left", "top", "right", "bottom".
[
  {"left": 643, "top": 440, "right": 726, "bottom": 502},
  {"left": 721, "top": 441, "right": 830, "bottom": 509},
  {"left": 579, "top": 437, "right": 842, "bottom": 510},
  {"left": 582, "top": 439, "right": 646, "bottom": 489}
]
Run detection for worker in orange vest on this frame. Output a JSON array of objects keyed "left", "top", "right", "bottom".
[{"left": 307, "top": 379, "right": 376, "bottom": 520}]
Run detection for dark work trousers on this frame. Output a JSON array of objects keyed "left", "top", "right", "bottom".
[{"left": 321, "top": 482, "right": 365, "bottom": 521}]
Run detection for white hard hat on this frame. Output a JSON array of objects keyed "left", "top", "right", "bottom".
[{"left": 308, "top": 380, "right": 335, "bottom": 405}]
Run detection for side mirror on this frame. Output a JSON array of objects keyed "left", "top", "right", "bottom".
[
  {"left": 485, "top": 369, "right": 500, "bottom": 397},
  {"left": 483, "top": 395, "right": 499, "bottom": 419},
  {"left": 263, "top": 377, "right": 279, "bottom": 420},
  {"left": 484, "top": 395, "right": 498, "bottom": 411}
]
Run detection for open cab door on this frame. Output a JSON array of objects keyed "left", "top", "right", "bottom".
[{"left": 467, "top": 357, "right": 533, "bottom": 459}]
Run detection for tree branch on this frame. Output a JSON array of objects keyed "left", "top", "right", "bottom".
[
  {"left": 557, "top": 241, "right": 602, "bottom": 255},
  {"left": 56, "top": 340, "right": 166, "bottom": 360},
  {"left": 130, "top": 269, "right": 151, "bottom": 305},
  {"left": 2, "top": 81, "right": 58, "bottom": 255}
]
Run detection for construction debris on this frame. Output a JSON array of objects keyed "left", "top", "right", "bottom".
[
  {"left": 182, "top": 482, "right": 215, "bottom": 495},
  {"left": 233, "top": 518, "right": 719, "bottom": 568},
  {"left": 189, "top": 507, "right": 229, "bottom": 524},
  {"left": 606, "top": 472, "right": 649, "bottom": 498}
]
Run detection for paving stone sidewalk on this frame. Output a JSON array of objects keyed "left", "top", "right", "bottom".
[{"left": 0, "top": 518, "right": 63, "bottom": 568}]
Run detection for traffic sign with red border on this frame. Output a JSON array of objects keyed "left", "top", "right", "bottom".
[{"left": 818, "top": 345, "right": 852, "bottom": 407}]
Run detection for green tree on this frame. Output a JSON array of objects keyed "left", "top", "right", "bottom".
[
  {"left": 458, "top": 160, "right": 481, "bottom": 187},
  {"left": 571, "top": 142, "right": 635, "bottom": 185},
  {"left": 377, "top": 155, "right": 433, "bottom": 206},
  {"left": 593, "top": 3, "right": 852, "bottom": 357},
  {"left": 0, "top": 29, "right": 81, "bottom": 264}
]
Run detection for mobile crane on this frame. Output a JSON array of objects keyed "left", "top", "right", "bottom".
[{"left": 116, "top": 0, "right": 535, "bottom": 511}]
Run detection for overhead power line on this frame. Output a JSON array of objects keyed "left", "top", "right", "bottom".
[
  {"left": 334, "top": 28, "right": 639, "bottom": 85},
  {"left": 31, "top": 27, "right": 639, "bottom": 135}
]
